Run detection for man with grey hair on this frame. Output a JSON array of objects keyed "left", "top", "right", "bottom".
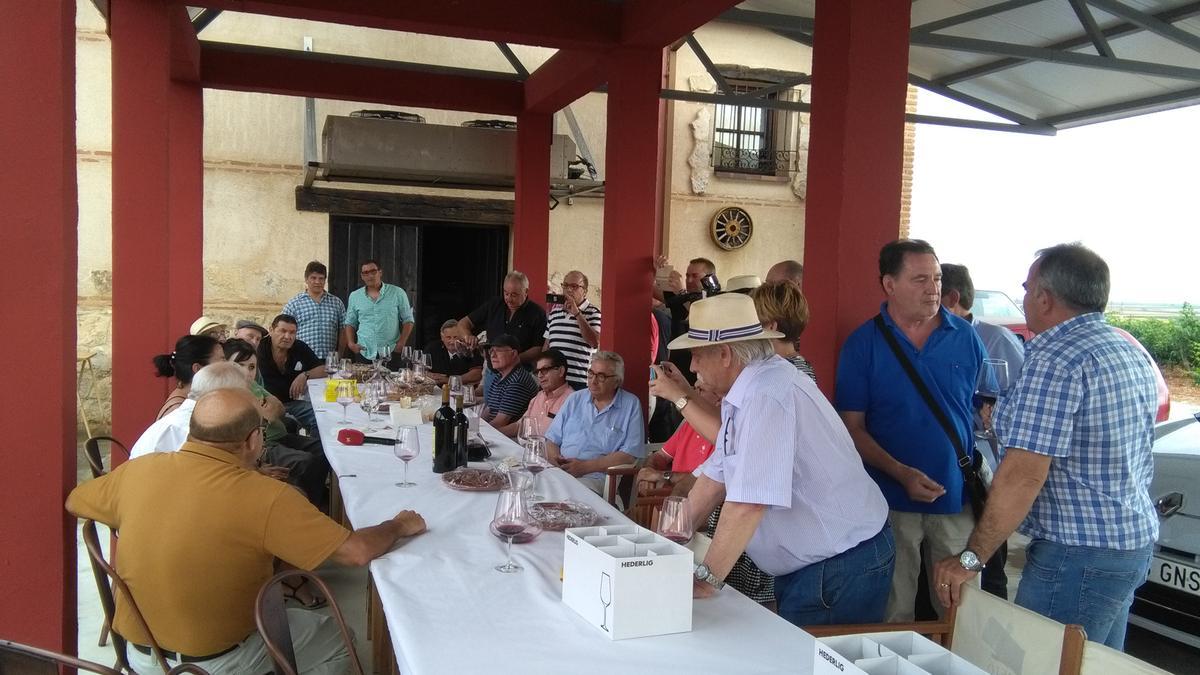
[
  {"left": 934, "top": 243, "right": 1158, "bottom": 650},
  {"left": 545, "top": 350, "right": 645, "bottom": 495},
  {"left": 130, "top": 361, "right": 326, "bottom": 505},
  {"left": 458, "top": 270, "right": 548, "bottom": 392},
  {"left": 649, "top": 292, "right": 891, "bottom": 626}
]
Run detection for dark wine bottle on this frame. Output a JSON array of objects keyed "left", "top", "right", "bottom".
[
  {"left": 453, "top": 393, "right": 469, "bottom": 469},
  {"left": 432, "top": 384, "right": 456, "bottom": 473}
]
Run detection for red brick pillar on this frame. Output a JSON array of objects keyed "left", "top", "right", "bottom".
[
  {"left": 601, "top": 48, "right": 666, "bottom": 407},
  {"left": 513, "top": 111, "right": 552, "bottom": 302},
  {"left": 801, "top": 0, "right": 912, "bottom": 394},
  {"left": 111, "top": 0, "right": 204, "bottom": 450},
  {"left": 0, "top": 0, "right": 78, "bottom": 652}
]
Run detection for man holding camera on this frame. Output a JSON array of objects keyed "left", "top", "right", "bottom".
[
  {"left": 656, "top": 256, "right": 719, "bottom": 384},
  {"left": 543, "top": 270, "right": 601, "bottom": 390}
]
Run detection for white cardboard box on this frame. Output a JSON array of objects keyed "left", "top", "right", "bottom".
[
  {"left": 816, "top": 631, "right": 987, "bottom": 675},
  {"left": 562, "top": 525, "right": 693, "bottom": 640}
]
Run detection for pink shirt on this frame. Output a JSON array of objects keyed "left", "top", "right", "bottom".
[
  {"left": 661, "top": 421, "right": 714, "bottom": 474},
  {"left": 524, "top": 382, "right": 573, "bottom": 425}
]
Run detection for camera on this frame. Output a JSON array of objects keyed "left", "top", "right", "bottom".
[
  {"left": 546, "top": 292, "right": 566, "bottom": 305},
  {"left": 700, "top": 273, "right": 721, "bottom": 294}
]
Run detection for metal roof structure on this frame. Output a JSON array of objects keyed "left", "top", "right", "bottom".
[{"left": 721, "top": 0, "right": 1200, "bottom": 134}]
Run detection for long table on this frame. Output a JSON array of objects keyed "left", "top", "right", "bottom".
[{"left": 309, "top": 380, "right": 820, "bottom": 674}]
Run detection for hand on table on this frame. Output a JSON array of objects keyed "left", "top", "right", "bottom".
[
  {"left": 692, "top": 578, "right": 718, "bottom": 599},
  {"left": 392, "top": 510, "right": 427, "bottom": 537},
  {"left": 900, "top": 465, "right": 946, "bottom": 503},
  {"left": 288, "top": 373, "right": 309, "bottom": 400},
  {"left": 932, "top": 555, "right": 977, "bottom": 609}
]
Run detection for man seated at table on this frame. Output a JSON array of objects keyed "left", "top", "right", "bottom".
[
  {"left": 545, "top": 351, "right": 646, "bottom": 495},
  {"left": 497, "top": 348, "right": 572, "bottom": 439},
  {"left": 257, "top": 314, "right": 326, "bottom": 436},
  {"left": 636, "top": 377, "right": 719, "bottom": 496},
  {"left": 426, "top": 319, "right": 483, "bottom": 387},
  {"left": 131, "top": 358, "right": 329, "bottom": 508},
  {"left": 480, "top": 334, "right": 539, "bottom": 429},
  {"left": 67, "top": 388, "right": 427, "bottom": 675}
]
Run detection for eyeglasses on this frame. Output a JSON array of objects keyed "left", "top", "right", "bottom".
[
  {"left": 586, "top": 370, "right": 615, "bottom": 383},
  {"left": 360, "top": 268, "right": 380, "bottom": 276},
  {"left": 561, "top": 283, "right": 584, "bottom": 291},
  {"left": 534, "top": 365, "right": 563, "bottom": 375}
]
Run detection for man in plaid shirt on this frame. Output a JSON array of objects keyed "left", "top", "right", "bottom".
[
  {"left": 283, "top": 261, "right": 345, "bottom": 359},
  {"left": 934, "top": 243, "right": 1158, "bottom": 650}
]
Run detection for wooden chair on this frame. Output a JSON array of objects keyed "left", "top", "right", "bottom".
[
  {"left": 254, "top": 569, "right": 364, "bottom": 675},
  {"left": 603, "top": 443, "right": 665, "bottom": 509},
  {"left": 806, "top": 585, "right": 1089, "bottom": 675},
  {"left": 1078, "top": 637, "right": 1171, "bottom": 674},
  {"left": 627, "top": 494, "right": 667, "bottom": 530},
  {"left": 84, "top": 435, "right": 130, "bottom": 479},
  {"left": 0, "top": 638, "right": 121, "bottom": 674},
  {"left": 81, "top": 519, "right": 171, "bottom": 673},
  {"left": 82, "top": 435, "right": 129, "bottom": 647}
]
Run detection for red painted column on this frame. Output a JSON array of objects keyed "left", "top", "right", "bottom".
[
  {"left": 0, "top": 0, "right": 78, "bottom": 652},
  {"left": 601, "top": 48, "right": 665, "bottom": 408},
  {"left": 801, "top": 0, "right": 911, "bottom": 394},
  {"left": 111, "top": 0, "right": 204, "bottom": 450},
  {"left": 513, "top": 111, "right": 552, "bottom": 301}
]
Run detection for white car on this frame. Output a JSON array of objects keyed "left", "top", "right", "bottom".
[{"left": 1129, "top": 412, "right": 1200, "bottom": 649}]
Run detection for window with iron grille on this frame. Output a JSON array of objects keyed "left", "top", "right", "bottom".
[{"left": 712, "top": 80, "right": 799, "bottom": 177}]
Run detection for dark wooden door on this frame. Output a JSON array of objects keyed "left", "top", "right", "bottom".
[{"left": 329, "top": 216, "right": 508, "bottom": 349}]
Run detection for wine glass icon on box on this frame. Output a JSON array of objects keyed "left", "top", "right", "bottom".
[{"left": 599, "top": 572, "right": 612, "bottom": 632}]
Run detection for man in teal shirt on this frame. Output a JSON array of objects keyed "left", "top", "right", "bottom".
[{"left": 343, "top": 259, "right": 415, "bottom": 365}]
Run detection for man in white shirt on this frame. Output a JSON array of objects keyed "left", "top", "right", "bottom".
[
  {"left": 131, "top": 362, "right": 248, "bottom": 458},
  {"left": 657, "top": 293, "right": 893, "bottom": 627}
]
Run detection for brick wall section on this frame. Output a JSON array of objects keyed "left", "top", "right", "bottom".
[{"left": 898, "top": 84, "right": 918, "bottom": 240}]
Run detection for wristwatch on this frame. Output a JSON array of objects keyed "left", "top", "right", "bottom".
[
  {"left": 673, "top": 395, "right": 690, "bottom": 411},
  {"left": 694, "top": 563, "right": 725, "bottom": 590},
  {"left": 662, "top": 470, "right": 674, "bottom": 483},
  {"left": 958, "top": 549, "right": 985, "bottom": 572}
]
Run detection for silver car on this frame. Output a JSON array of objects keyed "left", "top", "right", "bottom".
[{"left": 1129, "top": 412, "right": 1200, "bottom": 649}]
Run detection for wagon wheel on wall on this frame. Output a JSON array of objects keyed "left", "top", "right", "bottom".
[{"left": 710, "top": 207, "right": 753, "bottom": 251}]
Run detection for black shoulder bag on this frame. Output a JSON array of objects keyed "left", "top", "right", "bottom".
[{"left": 873, "top": 315, "right": 988, "bottom": 521}]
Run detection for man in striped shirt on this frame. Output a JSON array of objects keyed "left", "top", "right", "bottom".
[
  {"left": 480, "top": 334, "right": 539, "bottom": 429},
  {"left": 543, "top": 270, "right": 601, "bottom": 389}
]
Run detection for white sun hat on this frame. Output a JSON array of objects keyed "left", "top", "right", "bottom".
[
  {"left": 725, "top": 274, "right": 763, "bottom": 293},
  {"left": 667, "top": 293, "right": 782, "bottom": 351}
]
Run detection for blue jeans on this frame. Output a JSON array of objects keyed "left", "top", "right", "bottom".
[
  {"left": 1014, "top": 539, "right": 1152, "bottom": 650},
  {"left": 284, "top": 398, "right": 319, "bottom": 437},
  {"left": 774, "top": 525, "right": 895, "bottom": 627}
]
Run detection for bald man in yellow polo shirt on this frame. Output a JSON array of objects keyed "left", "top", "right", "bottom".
[{"left": 68, "top": 389, "right": 426, "bottom": 674}]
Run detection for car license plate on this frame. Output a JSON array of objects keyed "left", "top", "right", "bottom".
[{"left": 1149, "top": 556, "right": 1200, "bottom": 597}]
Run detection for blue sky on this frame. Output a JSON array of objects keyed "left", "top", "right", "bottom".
[{"left": 910, "top": 91, "right": 1200, "bottom": 306}]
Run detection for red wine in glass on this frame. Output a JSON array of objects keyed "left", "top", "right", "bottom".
[
  {"left": 663, "top": 532, "right": 692, "bottom": 545},
  {"left": 495, "top": 523, "right": 525, "bottom": 537}
]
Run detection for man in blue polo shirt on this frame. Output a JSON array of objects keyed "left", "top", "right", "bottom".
[
  {"left": 545, "top": 350, "right": 645, "bottom": 495},
  {"left": 836, "top": 239, "right": 987, "bottom": 622}
]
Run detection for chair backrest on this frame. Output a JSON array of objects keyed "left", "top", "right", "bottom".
[
  {"left": 255, "top": 570, "right": 364, "bottom": 675},
  {"left": 1078, "top": 638, "right": 1171, "bottom": 675},
  {"left": 83, "top": 435, "right": 130, "bottom": 478},
  {"left": 80, "top": 519, "right": 170, "bottom": 673},
  {"left": 950, "top": 583, "right": 1081, "bottom": 675},
  {"left": 0, "top": 638, "right": 122, "bottom": 674},
  {"left": 627, "top": 494, "right": 666, "bottom": 530},
  {"left": 803, "top": 606, "right": 957, "bottom": 647}
]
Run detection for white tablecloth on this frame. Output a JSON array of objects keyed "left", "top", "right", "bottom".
[{"left": 308, "top": 380, "right": 818, "bottom": 674}]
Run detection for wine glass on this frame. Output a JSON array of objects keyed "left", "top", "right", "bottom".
[
  {"left": 522, "top": 438, "right": 548, "bottom": 501},
  {"left": 599, "top": 572, "right": 612, "bottom": 632},
  {"left": 339, "top": 358, "right": 351, "bottom": 377},
  {"left": 463, "top": 385, "right": 477, "bottom": 407},
  {"left": 360, "top": 382, "right": 381, "bottom": 432},
  {"left": 325, "top": 351, "right": 339, "bottom": 375},
  {"left": 492, "top": 488, "right": 528, "bottom": 573},
  {"left": 449, "top": 375, "right": 463, "bottom": 400},
  {"left": 518, "top": 416, "right": 543, "bottom": 447},
  {"left": 335, "top": 380, "right": 356, "bottom": 426},
  {"left": 394, "top": 425, "right": 419, "bottom": 487},
  {"left": 975, "top": 359, "right": 1008, "bottom": 439},
  {"left": 657, "top": 496, "right": 694, "bottom": 545}
]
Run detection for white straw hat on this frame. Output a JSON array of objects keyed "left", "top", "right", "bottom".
[
  {"left": 189, "top": 316, "right": 226, "bottom": 336},
  {"left": 667, "top": 293, "right": 782, "bottom": 350},
  {"left": 725, "top": 274, "right": 762, "bottom": 292}
]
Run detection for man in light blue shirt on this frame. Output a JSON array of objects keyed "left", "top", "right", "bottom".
[
  {"left": 545, "top": 351, "right": 645, "bottom": 495},
  {"left": 343, "top": 259, "right": 414, "bottom": 366}
]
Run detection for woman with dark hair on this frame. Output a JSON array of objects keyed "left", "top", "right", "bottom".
[{"left": 152, "top": 334, "right": 223, "bottom": 420}]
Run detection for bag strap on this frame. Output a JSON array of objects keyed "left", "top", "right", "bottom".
[{"left": 873, "top": 315, "right": 974, "bottom": 474}]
